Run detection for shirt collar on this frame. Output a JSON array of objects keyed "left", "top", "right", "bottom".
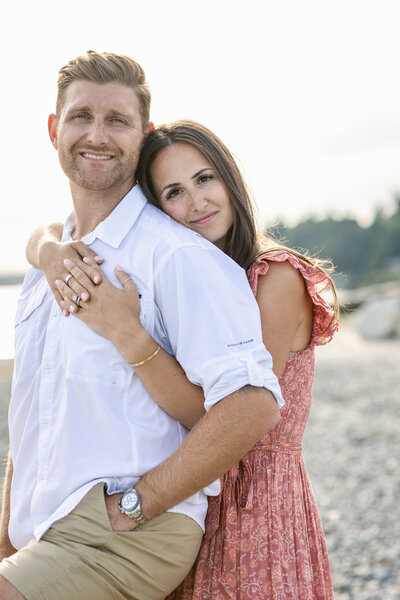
[{"left": 62, "top": 185, "right": 148, "bottom": 248}]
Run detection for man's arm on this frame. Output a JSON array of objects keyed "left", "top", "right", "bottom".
[
  {"left": 0, "top": 452, "right": 17, "bottom": 560},
  {"left": 136, "top": 385, "right": 280, "bottom": 519}
]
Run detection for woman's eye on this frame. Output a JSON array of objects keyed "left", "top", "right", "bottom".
[
  {"left": 111, "top": 117, "right": 125, "bottom": 124},
  {"left": 75, "top": 114, "right": 89, "bottom": 120},
  {"left": 198, "top": 174, "right": 213, "bottom": 184},
  {"left": 166, "top": 188, "right": 182, "bottom": 200}
]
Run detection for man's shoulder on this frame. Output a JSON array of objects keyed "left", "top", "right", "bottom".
[{"left": 137, "top": 203, "right": 213, "bottom": 252}]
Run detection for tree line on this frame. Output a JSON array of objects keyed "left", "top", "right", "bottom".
[{"left": 269, "top": 198, "right": 400, "bottom": 287}]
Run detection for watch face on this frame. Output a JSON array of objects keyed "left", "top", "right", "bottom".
[{"left": 120, "top": 490, "right": 139, "bottom": 512}]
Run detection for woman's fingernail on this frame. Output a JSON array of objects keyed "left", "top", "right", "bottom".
[
  {"left": 69, "top": 305, "right": 76, "bottom": 313},
  {"left": 115, "top": 264, "right": 123, "bottom": 272},
  {"left": 81, "top": 292, "right": 89, "bottom": 301},
  {"left": 94, "top": 275, "right": 101, "bottom": 284},
  {"left": 63, "top": 310, "right": 69, "bottom": 317},
  {"left": 83, "top": 257, "right": 91, "bottom": 264},
  {"left": 64, "top": 259, "right": 73, "bottom": 266},
  {"left": 94, "top": 255, "right": 103, "bottom": 261},
  {"left": 60, "top": 300, "right": 66, "bottom": 308},
  {"left": 55, "top": 280, "right": 62, "bottom": 287}
]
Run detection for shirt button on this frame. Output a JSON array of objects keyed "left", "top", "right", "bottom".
[
  {"left": 41, "top": 416, "right": 48, "bottom": 424},
  {"left": 44, "top": 362, "right": 51, "bottom": 369}
]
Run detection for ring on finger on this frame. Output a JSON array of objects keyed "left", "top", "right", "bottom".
[
  {"left": 121, "top": 277, "right": 131, "bottom": 287},
  {"left": 72, "top": 294, "right": 81, "bottom": 308},
  {"left": 65, "top": 274, "right": 73, "bottom": 286}
]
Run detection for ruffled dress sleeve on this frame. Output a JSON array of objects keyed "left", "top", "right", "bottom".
[{"left": 247, "top": 250, "right": 339, "bottom": 347}]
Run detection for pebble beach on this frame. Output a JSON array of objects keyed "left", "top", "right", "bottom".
[{"left": 0, "top": 316, "right": 399, "bottom": 599}]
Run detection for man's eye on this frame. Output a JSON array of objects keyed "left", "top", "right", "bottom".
[
  {"left": 75, "top": 114, "right": 89, "bottom": 119},
  {"left": 111, "top": 117, "right": 126, "bottom": 125}
]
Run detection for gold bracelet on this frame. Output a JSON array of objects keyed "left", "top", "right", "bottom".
[{"left": 129, "top": 344, "right": 161, "bottom": 368}]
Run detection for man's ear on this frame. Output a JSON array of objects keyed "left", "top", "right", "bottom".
[
  {"left": 142, "top": 122, "right": 154, "bottom": 145},
  {"left": 48, "top": 114, "right": 58, "bottom": 149}
]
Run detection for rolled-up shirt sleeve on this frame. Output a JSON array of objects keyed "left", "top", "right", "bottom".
[{"left": 154, "top": 241, "right": 284, "bottom": 411}]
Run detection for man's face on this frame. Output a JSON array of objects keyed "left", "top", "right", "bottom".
[{"left": 50, "top": 80, "right": 146, "bottom": 193}]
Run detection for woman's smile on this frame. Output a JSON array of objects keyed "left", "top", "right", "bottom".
[
  {"left": 151, "top": 143, "right": 234, "bottom": 248},
  {"left": 190, "top": 211, "right": 218, "bottom": 225}
]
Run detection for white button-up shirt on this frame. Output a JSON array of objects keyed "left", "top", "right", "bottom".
[{"left": 9, "top": 186, "right": 283, "bottom": 549}]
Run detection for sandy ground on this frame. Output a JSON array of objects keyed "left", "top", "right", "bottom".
[{"left": 0, "top": 318, "right": 398, "bottom": 599}]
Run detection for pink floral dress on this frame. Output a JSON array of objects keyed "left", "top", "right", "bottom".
[{"left": 168, "top": 251, "right": 339, "bottom": 600}]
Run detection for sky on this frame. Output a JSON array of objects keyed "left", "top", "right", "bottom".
[{"left": 1, "top": 0, "right": 400, "bottom": 273}]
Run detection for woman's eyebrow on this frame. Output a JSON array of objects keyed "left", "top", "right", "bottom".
[
  {"left": 160, "top": 168, "right": 213, "bottom": 194},
  {"left": 161, "top": 181, "right": 180, "bottom": 194},
  {"left": 191, "top": 167, "right": 212, "bottom": 180}
]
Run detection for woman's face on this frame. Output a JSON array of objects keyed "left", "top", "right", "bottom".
[{"left": 150, "top": 143, "right": 234, "bottom": 249}]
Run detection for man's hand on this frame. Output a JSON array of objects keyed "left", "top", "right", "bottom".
[
  {"left": 137, "top": 385, "right": 281, "bottom": 520},
  {"left": 0, "top": 453, "right": 17, "bottom": 560},
  {"left": 104, "top": 492, "right": 139, "bottom": 532},
  {"left": 0, "top": 542, "right": 17, "bottom": 562}
]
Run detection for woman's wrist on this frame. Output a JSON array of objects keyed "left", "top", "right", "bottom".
[
  {"left": 37, "top": 238, "right": 61, "bottom": 271},
  {"left": 111, "top": 323, "right": 158, "bottom": 367}
]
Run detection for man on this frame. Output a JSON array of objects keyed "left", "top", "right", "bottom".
[{"left": 0, "top": 51, "right": 283, "bottom": 600}]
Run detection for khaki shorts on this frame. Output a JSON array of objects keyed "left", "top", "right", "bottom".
[{"left": 0, "top": 484, "right": 203, "bottom": 600}]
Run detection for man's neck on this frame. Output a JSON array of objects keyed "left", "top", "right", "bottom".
[{"left": 70, "top": 180, "right": 134, "bottom": 240}]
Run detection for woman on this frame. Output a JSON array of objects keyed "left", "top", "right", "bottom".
[{"left": 27, "top": 120, "right": 339, "bottom": 599}]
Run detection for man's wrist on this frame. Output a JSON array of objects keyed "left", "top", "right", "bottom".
[{"left": 134, "top": 478, "right": 161, "bottom": 521}]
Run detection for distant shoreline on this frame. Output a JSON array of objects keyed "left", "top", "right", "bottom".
[{"left": 0, "top": 275, "right": 25, "bottom": 286}]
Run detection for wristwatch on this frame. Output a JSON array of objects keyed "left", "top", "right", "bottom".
[{"left": 118, "top": 488, "right": 148, "bottom": 524}]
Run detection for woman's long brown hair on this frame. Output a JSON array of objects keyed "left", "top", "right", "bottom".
[{"left": 136, "top": 120, "right": 339, "bottom": 318}]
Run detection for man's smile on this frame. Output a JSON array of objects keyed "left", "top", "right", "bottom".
[{"left": 80, "top": 152, "right": 114, "bottom": 161}]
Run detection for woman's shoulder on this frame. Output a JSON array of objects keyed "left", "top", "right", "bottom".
[
  {"left": 248, "top": 249, "right": 332, "bottom": 292},
  {"left": 248, "top": 248, "right": 338, "bottom": 347}
]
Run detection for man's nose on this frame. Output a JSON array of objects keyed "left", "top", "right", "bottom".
[{"left": 86, "top": 119, "right": 108, "bottom": 145}]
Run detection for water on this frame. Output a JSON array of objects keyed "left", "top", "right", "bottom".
[{"left": 0, "top": 285, "right": 21, "bottom": 360}]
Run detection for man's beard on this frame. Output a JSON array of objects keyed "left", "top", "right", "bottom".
[{"left": 59, "top": 149, "right": 135, "bottom": 192}]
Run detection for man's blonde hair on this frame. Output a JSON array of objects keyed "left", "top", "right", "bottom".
[{"left": 56, "top": 50, "right": 151, "bottom": 128}]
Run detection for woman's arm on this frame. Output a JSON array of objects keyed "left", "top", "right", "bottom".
[
  {"left": 55, "top": 258, "right": 206, "bottom": 429},
  {"left": 27, "top": 226, "right": 205, "bottom": 428},
  {"left": 26, "top": 223, "right": 64, "bottom": 269},
  {"left": 256, "top": 260, "right": 313, "bottom": 377}
]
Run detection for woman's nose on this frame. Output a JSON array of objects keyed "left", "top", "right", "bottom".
[{"left": 189, "top": 189, "right": 208, "bottom": 210}]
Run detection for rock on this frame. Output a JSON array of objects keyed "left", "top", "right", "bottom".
[{"left": 355, "top": 296, "right": 400, "bottom": 339}]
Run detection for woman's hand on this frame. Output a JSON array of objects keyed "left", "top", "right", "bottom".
[
  {"left": 26, "top": 223, "right": 104, "bottom": 309},
  {"left": 40, "top": 240, "right": 104, "bottom": 310},
  {"left": 55, "top": 258, "right": 154, "bottom": 363}
]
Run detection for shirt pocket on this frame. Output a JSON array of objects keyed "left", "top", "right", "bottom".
[
  {"left": 14, "top": 281, "right": 49, "bottom": 383},
  {"left": 15, "top": 282, "right": 48, "bottom": 327},
  {"left": 133, "top": 286, "right": 154, "bottom": 334}
]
